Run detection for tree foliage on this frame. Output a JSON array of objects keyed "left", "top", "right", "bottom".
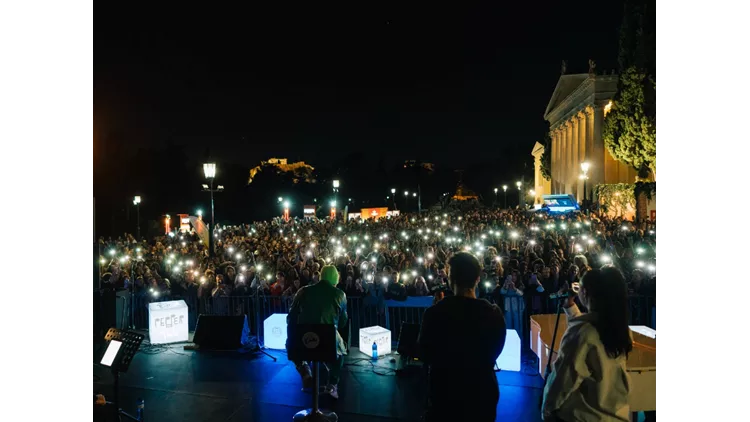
[
  {"left": 602, "top": 67, "right": 656, "bottom": 177},
  {"left": 539, "top": 129, "right": 552, "bottom": 181},
  {"left": 604, "top": 0, "right": 656, "bottom": 179},
  {"left": 593, "top": 183, "right": 635, "bottom": 218}
]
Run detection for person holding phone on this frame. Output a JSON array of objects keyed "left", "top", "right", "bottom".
[{"left": 541, "top": 267, "right": 632, "bottom": 421}]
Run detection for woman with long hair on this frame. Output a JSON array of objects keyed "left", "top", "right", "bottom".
[{"left": 542, "top": 267, "right": 633, "bottom": 421}]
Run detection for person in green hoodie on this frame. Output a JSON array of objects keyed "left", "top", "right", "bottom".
[{"left": 287, "top": 265, "right": 348, "bottom": 399}]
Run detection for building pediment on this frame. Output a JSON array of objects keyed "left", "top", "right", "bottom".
[{"left": 543, "top": 74, "right": 589, "bottom": 120}]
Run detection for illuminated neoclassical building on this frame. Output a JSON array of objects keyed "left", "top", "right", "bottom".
[{"left": 544, "top": 69, "right": 637, "bottom": 201}]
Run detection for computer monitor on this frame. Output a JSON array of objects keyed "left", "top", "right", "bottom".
[{"left": 101, "top": 339, "right": 123, "bottom": 367}]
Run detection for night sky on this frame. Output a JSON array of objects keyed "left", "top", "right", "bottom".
[{"left": 94, "top": 2, "right": 624, "bottom": 233}]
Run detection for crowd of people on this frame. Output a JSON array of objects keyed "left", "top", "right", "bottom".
[{"left": 98, "top": 207, "right": 656, "bottom": 317}]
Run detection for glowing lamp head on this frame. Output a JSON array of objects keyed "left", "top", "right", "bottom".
[
  {"left": 580, "top": 162, "right": 591, "bottom": 174},
  {"left": 284, "top": 201, "right": 290, "bottom": 209},
  {"left": 133, "top": 196, "right": 141, "bottom": 205},
  {"left": 203, "top": 163, "right": 216, "bottom": 179}
]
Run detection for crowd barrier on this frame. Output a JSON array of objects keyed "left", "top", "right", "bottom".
[{"left": 123, "top": 292, "right": 655, "bottom": 349}]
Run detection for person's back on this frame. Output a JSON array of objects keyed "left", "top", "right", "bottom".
[
  {"left": 287, "top": 265, "right": 348, "bottom": 398},
  {"left": 291, "top": 281, "right": 346, "bottom": 330},
  {"left": 419, "top": 252, "right": 506, "bottom": 422}
]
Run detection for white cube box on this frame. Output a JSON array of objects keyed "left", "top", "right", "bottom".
[
  {"left": 359, "top": 325, "right": 391, "bottom": 357},
  {"left": 148, "top": 300, "right": 189, "bottom": 345},
  {"left": 496, "top": 329, "right": 521, "bottom": 371},
  {"left": 264, "top": 313, "right": 288, "bottom": 350}
]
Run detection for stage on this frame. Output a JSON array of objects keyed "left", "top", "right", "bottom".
[{"left": 93, "top": 334, "right": 546, "bottom": 422}]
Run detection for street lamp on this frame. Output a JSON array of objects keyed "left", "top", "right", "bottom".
[
  {"left": 580, "top": 162, "right": 591, "bottom": 212},
  {"left": 516, "top": 181, "right": 523, "bottom": 209},
  {"left": 502, "top": 185, "right": 508, "bottom": 208},
  {"left": 391, "top": 188, "right": 397, "bottom": 210},
  {"left": 493, "top": 188, "right": 498, "bottom": 207},
  {"left": 202, "top": 163, "right": 223, "bottom": 256},
  {"left": 404, "top": 190, "right": 410, "bottom": 211},
  {"left": 133, "top": 196, "right": 141, "bottom": 239}
]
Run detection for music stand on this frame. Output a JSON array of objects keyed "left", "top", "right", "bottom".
[
  {"left": 100, "top": 328, "right": 145, "bottom": 421},
  {"left": 288, "top": 324, "right": 338, "bottom": 422}
]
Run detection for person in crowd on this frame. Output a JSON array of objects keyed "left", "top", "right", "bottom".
[
  {"left": 418, "top": 252, "right": 506, "bottom": 422},
  {"left": 99, "top": 208, "right": 655, "bottom": 338},
  {"left": 542, "top": 267, "right": 633, "bottom": 421},
  {"left": 270, "top": 272, "right": 287, "bottom": 296}
]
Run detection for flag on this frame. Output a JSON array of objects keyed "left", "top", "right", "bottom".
[{"left": 189, "top": 216, "right": 209, "bottom": 246}]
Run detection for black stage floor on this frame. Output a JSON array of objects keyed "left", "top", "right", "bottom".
[{"left": 93, "top": 336, "right": 546, "bottom": 422}]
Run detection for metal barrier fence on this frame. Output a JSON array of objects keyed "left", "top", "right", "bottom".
[{"left": 126, "top": 292, "right": 655, "bottom": 349}]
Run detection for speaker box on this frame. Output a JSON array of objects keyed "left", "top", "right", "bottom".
[
  {"left": 194, "top": 315, "right": 251, "bottom": 350},
  {"left": 397, "top": 322, "right": 421, "bottom": 359}
]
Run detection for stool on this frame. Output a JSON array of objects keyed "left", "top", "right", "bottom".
[{"left": 288, "top": 324, "right": 338, "bottom": 422}]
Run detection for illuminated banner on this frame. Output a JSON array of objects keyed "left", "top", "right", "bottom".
[
  {"left": 177, "top": 214, "right": 191, "bottom": 232},
  {"left": 360, "top": 207, "right": 389, "bottom": 220},
  {"left": 303, "top": 205, "right": 316, "bottom": 215},
  {"left": 148, "top": 300, "right": 189, "bottom": 344}
]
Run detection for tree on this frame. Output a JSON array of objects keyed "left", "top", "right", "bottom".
[
  {"left": 602, "top": 67, "right": 656, "bottom": 178},
  {"left": 540, "top": 129, "right": 552, "bottom": 181},
  {"left": 603, "top": 0, "right": 656, "bottom": 180}
]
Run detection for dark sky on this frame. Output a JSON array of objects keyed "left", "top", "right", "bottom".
[{"left": 94, "top": 2, "right": 624, "bottom": 169}]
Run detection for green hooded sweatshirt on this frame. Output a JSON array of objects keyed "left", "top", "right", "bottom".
[{"left": 287, "top": 265, "right": 348, "bottom": 356}]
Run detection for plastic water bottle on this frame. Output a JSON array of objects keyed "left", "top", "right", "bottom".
[
  {"left": 372, "top": 342, "right": 378, "bottom": 360},
  {"left": 136, "top": 398, "right": 145, "bottom": 420}
]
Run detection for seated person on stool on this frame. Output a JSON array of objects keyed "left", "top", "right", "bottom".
[{"left": 287, "top": 265, "right": 348, "bottom": 399}]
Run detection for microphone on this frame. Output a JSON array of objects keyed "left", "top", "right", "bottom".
[{"left": 549, "top": 291, "right": 576, "bottom": 300}]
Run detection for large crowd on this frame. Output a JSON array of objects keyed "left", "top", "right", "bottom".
[{"left": 98, "top": 207, "right": 656, "bottom": 316}]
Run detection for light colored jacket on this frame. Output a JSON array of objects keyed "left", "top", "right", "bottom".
[{"left": 542, "top": 304, "right": 630, "bottom": 421}]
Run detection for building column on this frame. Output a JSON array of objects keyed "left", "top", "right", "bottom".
[
  {"left": 549, "top": 129, "right": 557, "bottom": 194},
  {"left": 591, "top": 105, "right": 605, "bottom": 195},
  {"left": 560, "top": 122, "right": 570, "bottom": 193},
  {"left": 571, "top": 115, "right": 580, "bottom": 200},
  {"left": 564, "top": 119, "right": 574, "bottom": 193},
  {"left": 555, "top": 128, "right": 562, "bottom": 193}
]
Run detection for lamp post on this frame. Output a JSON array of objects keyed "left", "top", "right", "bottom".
[
  {"left": 493, "top": 188, "right": 498, "bottom": 207},
  {"left": 502, "top": 185, "right": 508, "bottom": 209},
  {"left": 404, "top": 190, "right": 409, "bottom": 211},
  {"left": 333, "top": 179, "right": 340, "bottom": 205},
  {"left": 391, "top": 188, "right": 397, "bottom": 210},
  {"left": 580, "top": 162, "right": 590, "bottom": 212},
  {"left": 133, "top": 196, "right": 141, "bottom": 239},
  {"left": 516, "top": 181, "right": 522, "bottom": 208},
  {"left": 202, "top": 163, "right": 223, "bottom": 256}
]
